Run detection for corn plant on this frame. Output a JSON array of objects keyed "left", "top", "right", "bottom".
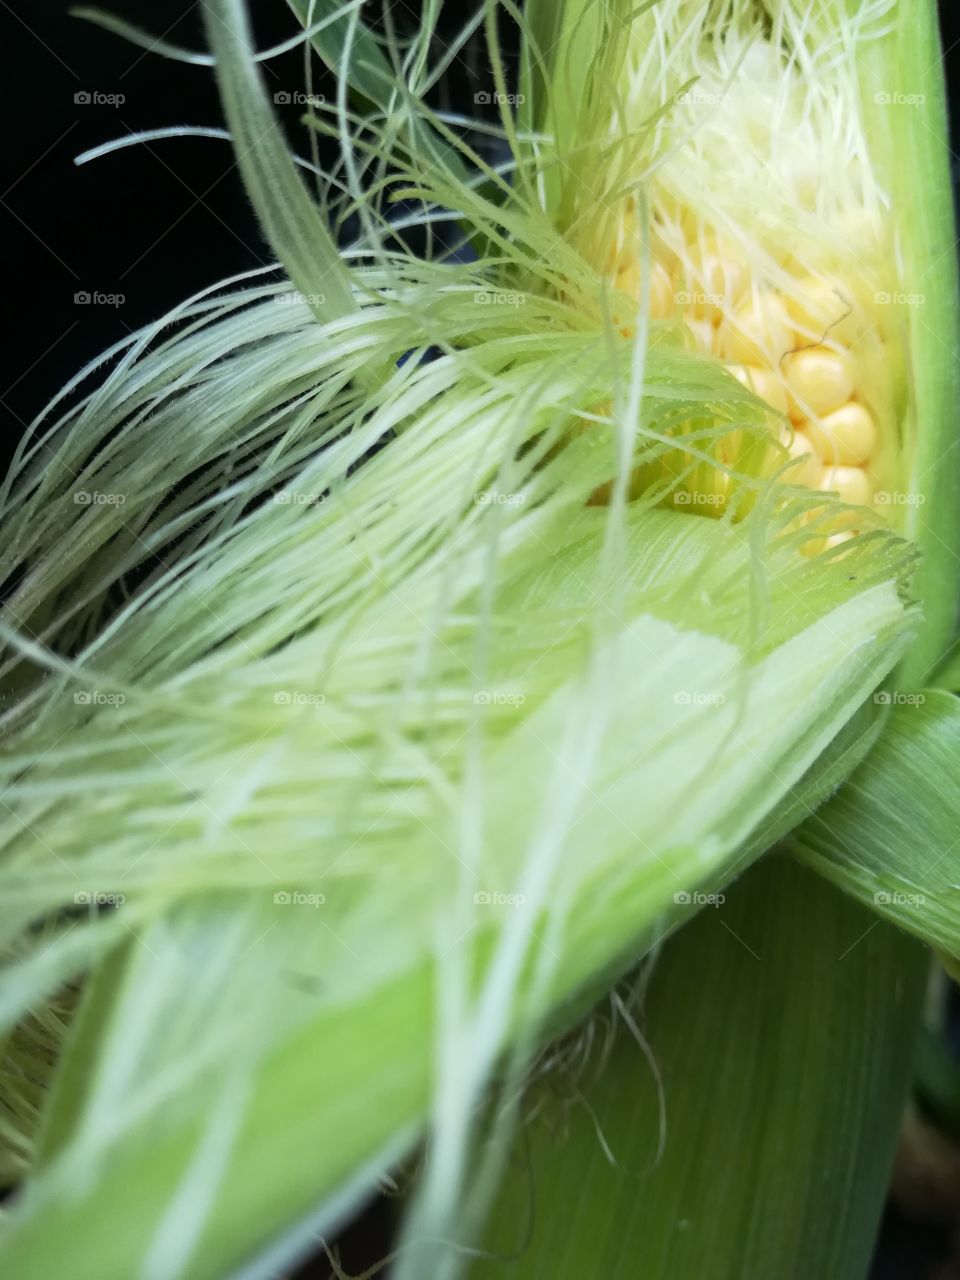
[{"left": 1, "top": 1, "right": 959, "bottom": 1277}]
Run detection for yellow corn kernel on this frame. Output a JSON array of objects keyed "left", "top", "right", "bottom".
[
  {"left": 783, "top": 277, "right": 861, "bottom": 347},
  {"left": 804, "top": 401, "right": 877, "bottom": 466},
  {"left": 718, "top": 293, "right": 792, "bottom": 365},
  {"left": 783, "top": 430, "right": 822, "bottom": 488},
  {"left": 783, "top": 346, "right": 855, "bottom": 420},
  {"left": 820, "top": 464, "right": 874, "bottom": 507},
  {"left": 600, "top": 200, "right": 887, "bottom": 521},
  {"left": 730, "top": 365, "right": 789, "bottom": 417}
]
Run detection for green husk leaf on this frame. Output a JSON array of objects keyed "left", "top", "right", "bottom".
[
  {"left": 472, "top": 857, "right": 926, "bottom": 1280},
  {"left": 0, "top": 499, "right": 917, "bottom": 1275},
  {"left": 858, "top": 1, "right": 960, "bottom": 684},
  {"left": 788, "top": 690, "right": 960, "bottom": 956},
  {"left": 203, "top": 0, "right": 355, "bottom": 327},
  {"left": 931, "top": 640, "right": 960, "bottom": 693}
]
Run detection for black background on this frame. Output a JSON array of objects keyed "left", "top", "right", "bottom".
[
  {"left": 1, "top": 3, "right": 959, "bottom": 1276},
  {"left": 0, "top": 2, "right": 497, "bottom": 462}
]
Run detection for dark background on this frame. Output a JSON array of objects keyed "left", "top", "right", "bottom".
[
  {"left": 0, "top": 1, "right": 497, "bottom": 464},
  {"left": 1, "top": 3, "right": 959, "bottom": 1276}
]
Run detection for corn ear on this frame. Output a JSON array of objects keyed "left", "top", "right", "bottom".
[{"left": 0, "top": 0, "right": 958, "bottom": 1274}]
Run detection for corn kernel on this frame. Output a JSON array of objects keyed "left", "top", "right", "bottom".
[
  {"left": 820, "top": 464, "right": 874, "bottom": 507},
  {"left": 783, "top": 346, "right": 855, "bottom": 420},
  {"left": 718, "top": 294, "right": 792, "bottom": 365},
  {"left": 730, "top": 365, "right": 789, "bottom": 417},
  {"left": 783, "top": 277, "right": 861, "bottom": 347},
  {"left": 804, "top": 401, "right": 877, "bottom": 466},
  {"left": 784, "top": 430, "right": 821, "bottom": 488}
]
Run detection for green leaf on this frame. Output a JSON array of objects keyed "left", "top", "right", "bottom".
[
  {"left": 203, "top": 0, "right": 355, "bottom": 327},
  {"left": 472, "top": 857, "right": 927, "bottom": 1280},
  {"left": 862, "top": 2, "right": 960, "bottom": 685},
  {"left": 788, "top": 689, "right": 960, "bottom": 956},
  {"left": 931, "top": 641, "right": 960, "bottom": 693}
]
